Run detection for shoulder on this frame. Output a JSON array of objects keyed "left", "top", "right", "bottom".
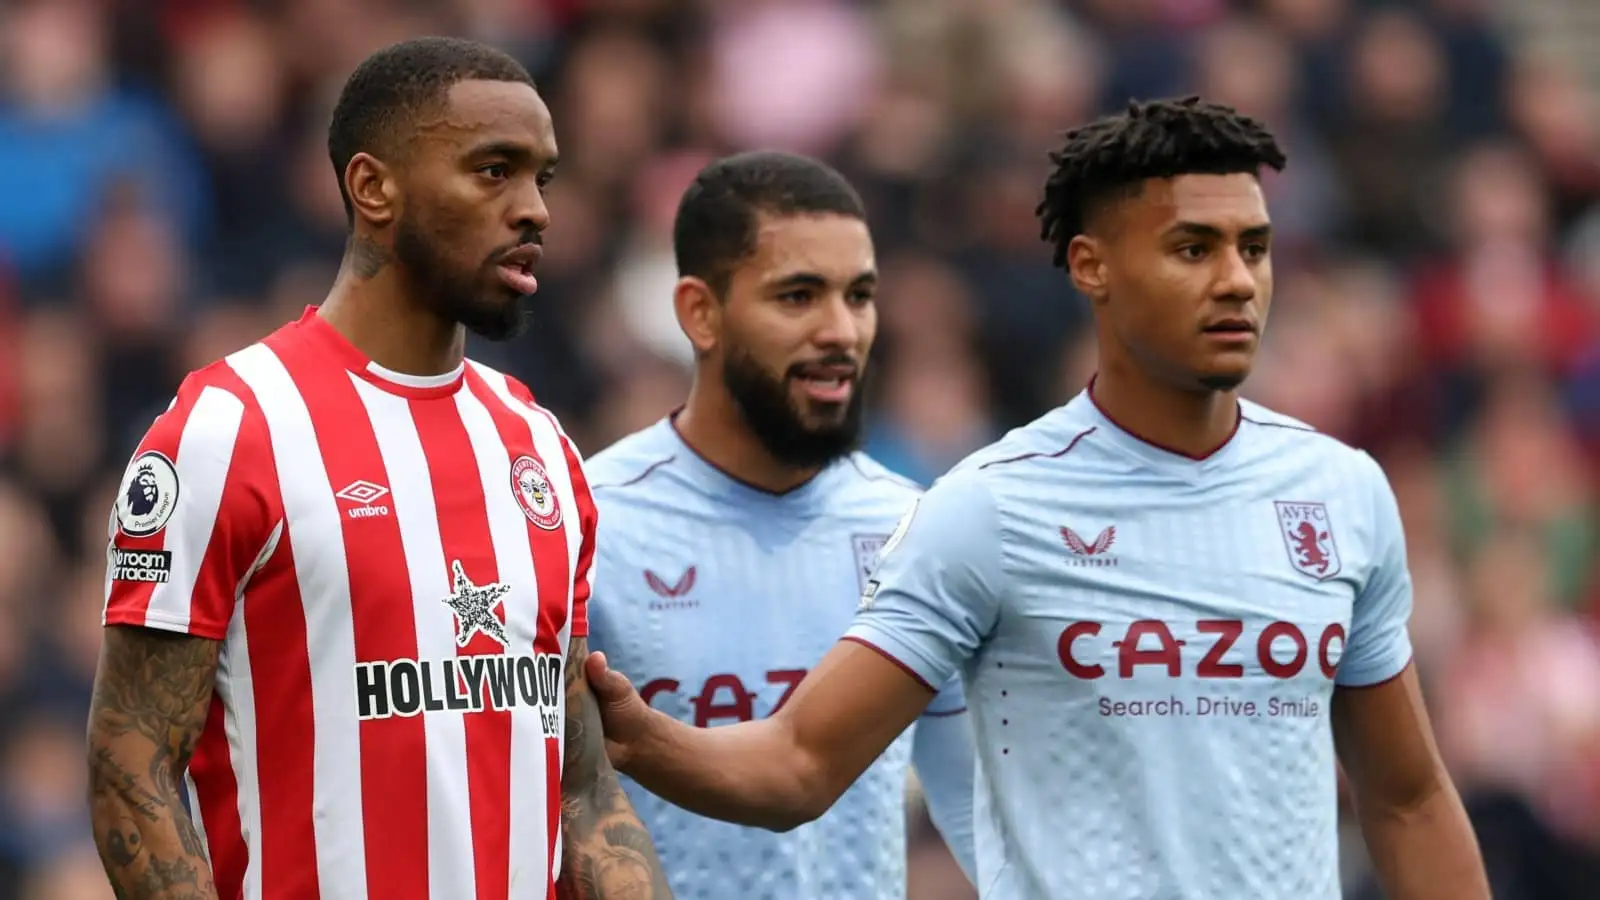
[
  {"left": 584, "top": 422, "right": 679, "bottom": 493},
  {"left": 1237, "top": 399, "right": 1383, "bottom": 486},
  {"left": 836, "top": 452, "right": 923, "bottom": 503},
  {"left": 464, "top": 360, "right": 558, "bottom": 424},
  {"left": 951, "top": 403, "right": 1101, "bottom": 481},
  {"left": 461, "top": 360, "right": 586, "bottom": 463},
  {"left": 114, "top": 357, "right": 281, "bottom": 536},
  {"left": 144, "top": 357, "right": 273, "bottom": 460}
]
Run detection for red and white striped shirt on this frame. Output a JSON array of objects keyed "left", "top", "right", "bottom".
[{"left": 102, "top": 308, "right": 597, "bottom": 900}]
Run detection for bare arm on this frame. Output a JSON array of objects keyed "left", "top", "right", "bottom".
[
  {"left": 87, "top": 625, "right": 221, "bottom": 900},
  {"left": 592, "top": 639, "right": 936, "bottom": 831},
  {"left": 1332, "top": 665, "right": 1489, "bottom": 900},
  {"left": 557, "top": 637, "right": 673, "bottom": 900}
]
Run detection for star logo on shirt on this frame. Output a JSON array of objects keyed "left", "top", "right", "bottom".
[{"left": 441, "top": 560, "right": 511, "bottom": 649}]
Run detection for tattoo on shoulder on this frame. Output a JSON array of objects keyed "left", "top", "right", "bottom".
[
  {"left": 351, "top": 236, "right": 390, "bottom": 279},
  {"left": 88, "top": 626, "right": 220, "bottom": 898},
  {"left": 557, "top": 637, "right": 673, "bottom": 899}
]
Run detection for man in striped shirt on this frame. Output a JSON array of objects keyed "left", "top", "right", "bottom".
[{"left": 86, "top": 37, "right": 670, "bottom": 900}]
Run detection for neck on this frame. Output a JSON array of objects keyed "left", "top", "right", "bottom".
[
  {"left": 318, "top": 247, "right": 465, "bottom": 377},
  {"left": 674, "top": 376, "right": 822, "bottom": 494},
  {"left": 1090, "top": 360, "right": 1240, "bottom": 458}
]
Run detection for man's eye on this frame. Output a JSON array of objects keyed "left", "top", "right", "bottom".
[{"left": 480, "top": 164, "right": 509, "bottom": 179}]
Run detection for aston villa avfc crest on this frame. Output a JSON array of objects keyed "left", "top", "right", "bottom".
[
  {"left": 852, "top": 534, "right": 889, "bottom": 592},
  {"left": 1274, "top": 501, "right": 1342, "bottom": 581}
]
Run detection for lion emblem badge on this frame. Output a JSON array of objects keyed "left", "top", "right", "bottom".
[
  {"left": 1274, "top": 501, "right": 1341, "bottom": 581},
  {"left": 115, "top": 451, "right": 180, "bottom": 538}
]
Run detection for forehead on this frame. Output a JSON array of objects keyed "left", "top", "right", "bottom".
[
  {"left": 744, "top": 213, "right": 874, "bottom": 279},
  {"left": 1118, "top": 173, "right": 1269, "bottom": 233},
  {"left": 415, "top": 79, "right": 556, "bottom": 159}
]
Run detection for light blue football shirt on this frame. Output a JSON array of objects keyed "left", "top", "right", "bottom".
[
  {"left": 846, "top": 388, "right": 1415, "bottom": 900},
  {"left": 587, "top": 417, "right": 977, "bottom": 900}
]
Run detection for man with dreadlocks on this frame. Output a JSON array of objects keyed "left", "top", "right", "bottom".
[{"left": 579, "top": 97, "right": 1491, "bottom": 899}]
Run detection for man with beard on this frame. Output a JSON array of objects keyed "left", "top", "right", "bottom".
[
  {"left": 585, "top": 100, "right": 1489, "bottom": 900},
  {"left": 583, "top": 151, "right": 976, "bottom": 899},
  {"left": 88, "top": 37, "right": 670, "bottom": 900}
]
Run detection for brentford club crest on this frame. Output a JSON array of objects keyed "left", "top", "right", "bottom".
[
  {"left": 510, "top": 455, "right": 562, "bottom": 530},
  {"left": 1274, "top": 501, "right": 1342, "bottom": 581}
]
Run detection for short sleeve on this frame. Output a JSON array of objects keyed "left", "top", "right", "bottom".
[
  {"left": 556, "top": 430, "right": 596, "bottom": 639},
  {"left": 924, "top": 674, "right": 968, "bottom": 717},
  {"left": 1336, "top": 455, "right": 1415, "bottom": 687},
  {"left": 103, "top": 380, "right": 275, "bottom": 641},
  {"left": 506, "top": 373, "right": 596, "bottom": 641},
  {"left": 844, "top": 468, "right": 1004, "bottom": 690}
]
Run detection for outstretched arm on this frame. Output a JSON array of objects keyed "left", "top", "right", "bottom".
[
  {"left": 87, "top": 626, "right": 221, "bottom": 900},
  {"left": 1334, "top": 667, "right": 1487, "bottom": 899},
  {"left": 590, "top": 467, "right": 1004, "bottom": 833},
  {"left": 558, "top": 637, "right": 673, "bottom": 900},
  {"left": 591, "top": 639, "right": 937, "bottom": 832}
]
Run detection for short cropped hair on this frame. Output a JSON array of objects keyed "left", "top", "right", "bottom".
[
  {"left": 1036, "top": 96, "right": 1287, "bottom": 267},
  {"left": 328, "top": 36, "right": 535, "bottom": 226},
  {"left": 673, "top": 151, "right": 866, "bottom": 295}
]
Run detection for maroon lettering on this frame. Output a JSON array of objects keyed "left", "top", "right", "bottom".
[
  {"left": 1196, "top": 620, "right": 1244, "bottom": 678},
  {"left": 1317, "top": 623, "right": 1345, "bottom": 679},
  {"left": 1114, "top": 620, "right": 1185, "bottom": 678},
  {"left": 1057, "top": 619, "right": 1346, "bottom": 680},
  {"left": 1257, "top": 621, "right": 1308, "bottom": 679},
  {"left": 692, "top": 673, "right": 754, "bottom": 726},
  {"left": 766, "top": 669, "right": 806, "bottom": 714},
  {"left": 640, "top": 678, "right": 679, "bottom": 707},
  {"left": 637, "top": 669, "right": 814, "bottom": 725},
  {"left": 1056, "top": 621, "right": 1104, "bottom": 679}
]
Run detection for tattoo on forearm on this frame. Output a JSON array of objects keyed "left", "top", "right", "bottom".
[
  {"left": 557, "top": 639, "right": 673, "bottom": 900},
  {"left": 351, "top": 235, "right": 390, "bottom": 279},
  {"left": 88, "top": 627, "right": 221, "bottom": 900}
]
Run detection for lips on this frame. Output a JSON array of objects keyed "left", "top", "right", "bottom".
[
  {"left": 496, "top": 243, "right": 543, "bottom": 295},
  {"left": 1202, "top": 318, "right": 1257, "bottom": 334},
  {"left": 792, "top": 362, "right": 857, "bottom": 404}
]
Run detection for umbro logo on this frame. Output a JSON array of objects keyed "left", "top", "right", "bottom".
[{"left": 336, "top": 480, "right": 391, "bottom": 519}]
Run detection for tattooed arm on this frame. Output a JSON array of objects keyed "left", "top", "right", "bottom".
[
  {"left": 87, "top": 625, "right": 221, "bottom": 900},
  {"left": 557, "top": 637, "right": 673, "bottom": 900}
]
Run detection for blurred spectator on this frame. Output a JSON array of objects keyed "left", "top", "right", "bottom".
[{"left": 3, "top": 0, "right": 1600, "bottom": 896}]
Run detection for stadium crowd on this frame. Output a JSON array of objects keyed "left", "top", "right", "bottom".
[{"left": 1, "top": 0, "right": 1598, "bottom": 897}]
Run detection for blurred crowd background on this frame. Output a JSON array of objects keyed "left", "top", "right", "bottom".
[{"left": 1, "top": 0, "right": 1599, "bottom": 897}]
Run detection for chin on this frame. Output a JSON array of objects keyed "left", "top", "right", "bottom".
[
  {"left": 1195, "top": 368, "right": 1251, "bottom": 392},
  {"left": 459, "top": 298, "right": 526, "bottom": 342}
]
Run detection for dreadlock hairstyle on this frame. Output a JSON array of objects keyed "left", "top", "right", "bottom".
[{"left": 1036, "top": 97, "right": 1287, "bottom": 268}]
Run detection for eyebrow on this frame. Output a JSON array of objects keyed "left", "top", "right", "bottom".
[
  {"left": 1166, "top": 221, "right": 1273, "bottom": 240},
  {"left": 465, "top": 141, "right": 558, "bottom": 169},
  {"left": 764, "top": 270, "right": 878, "bottom": 290}
]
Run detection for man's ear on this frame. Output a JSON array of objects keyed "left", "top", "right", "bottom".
[
  {"left": 1066, "top": 234, "right": 1111, "bottom": 307},
  {"left": 345, "top": 151, "right": 399, "bottom": 228},
  {"left": 674, "top": 276, "right": 722, "bottom": 357}
]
